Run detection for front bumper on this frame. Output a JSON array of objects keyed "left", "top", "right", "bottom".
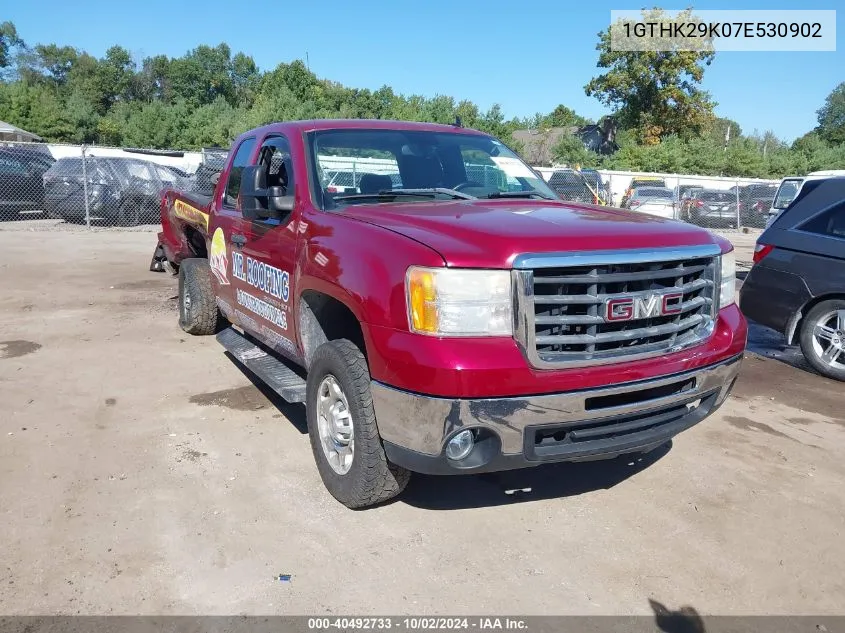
[{"left": 373, "top": 355, "right": 742, "bottom": 475}]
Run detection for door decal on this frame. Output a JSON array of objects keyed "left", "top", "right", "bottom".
[{"left": 209, "top": 227, "right": 229, "bottom": 285}]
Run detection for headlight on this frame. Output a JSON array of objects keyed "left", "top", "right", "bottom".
[
  {"left": 406, "top": 267, "right": 512, "bottom": 336},
  {"left": 719, "top": 251, "right": 736, "bottom": 309}
]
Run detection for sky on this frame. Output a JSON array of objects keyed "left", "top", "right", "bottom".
[{"left": 5, "top": 0, "right": 843, "bottom": 142}]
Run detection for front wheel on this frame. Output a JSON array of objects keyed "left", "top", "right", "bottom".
[
  {"left": 306, "top": 339, "right": 410, "bottom": 508},
  {"left": 799, "top": 300, "right": 845, "bottom": 381}
]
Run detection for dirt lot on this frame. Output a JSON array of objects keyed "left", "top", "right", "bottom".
[{"left": 1, "top": 226, "right": 843, "bottom": 616}]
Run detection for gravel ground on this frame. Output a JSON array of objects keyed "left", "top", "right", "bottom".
[{"left": 1, "top": 229, "right": 842, "bottom": 617}]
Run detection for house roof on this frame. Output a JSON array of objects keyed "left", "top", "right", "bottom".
[
  {"left": 0, "top": 120, "right": 43, "bottom": 142},
  {"left": 512, "top": 127, "right": 576, "bottom": 166}
]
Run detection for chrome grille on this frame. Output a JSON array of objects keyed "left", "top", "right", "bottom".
[{"left": 513, "top": 245, "right": 721, "bottom": 368}]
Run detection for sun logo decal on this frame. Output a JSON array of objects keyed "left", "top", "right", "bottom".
[{"left": 209, "top": 227, "right": 230, "bottom": 285}]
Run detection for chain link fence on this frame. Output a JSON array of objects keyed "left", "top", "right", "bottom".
[
  {"left": 1, "top": 140, "right": 780, "bottom": 231},
  {"left": 538, "top": 167, "right": 780, "bottom": 230},
  {"left": 0, "top": 141, "right": 220, "bottom": 227}
]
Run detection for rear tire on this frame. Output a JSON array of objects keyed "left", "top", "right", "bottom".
[
  {"left": 178, "top": 258, "right": 225, "bottom": 335},
  {"left": 799, "top": 300, "right": 845, "bottom": 382},
  {"left": 306, "top": 339, "right": 410, "bottom": 508}
]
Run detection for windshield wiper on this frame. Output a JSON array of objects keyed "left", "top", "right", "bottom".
[
  {"left": 333, "top": 188, "right": 475, "bottom": 202},
  {"left": 487, "top": 191, "right": 554, "bottom": 200}
]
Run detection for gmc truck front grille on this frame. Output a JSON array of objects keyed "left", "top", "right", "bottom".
[{"left": 513, "top": 245, "right": 722, "bottom": 368}]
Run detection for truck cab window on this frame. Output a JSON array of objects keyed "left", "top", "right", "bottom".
[
  {"left": 224, "top": 137, "right": 257, "bottom": 208},
  {"left": 259, "top": 137, "right": 294, "bottom": 194}
]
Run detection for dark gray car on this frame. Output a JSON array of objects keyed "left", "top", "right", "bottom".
[
  {"left": 683, "top": 189, "right": 737, "bottom": 227},
  {"left": 0, "top": 145, "right": 55, "bottom": 220},
  {"left": 44, "top": 157, "right": 192, "bottom": 226},
  {"left": 739, "top": 177, "right": 845, "bottom": 381}
]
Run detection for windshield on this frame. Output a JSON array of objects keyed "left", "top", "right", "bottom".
[
  {"left": 308, "top": 129, "right": 557, "bottom": 207},
  {"left": 773, "top": 180, "right": 802, "bottom": 209}
]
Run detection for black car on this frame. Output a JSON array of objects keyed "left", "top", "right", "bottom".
[
  {"left": 191, "top": 147, "right": 230, "bottom": 195},
  {"left": 735, "top": 183, "right": 778, "bottom": 228},
  {"left": 547, "top": 169, "right": 595, "bottom": 204},
  {"left": 0, "top": 145, "right": 56, "bottom": 220},
  {"left": 739, "top": 177, "right": 845, "bottom": 381},
  {"left": 44, "top": 156, "right": 192, "bottom": 226}
]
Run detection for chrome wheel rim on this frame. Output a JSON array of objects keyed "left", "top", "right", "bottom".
[
  {"left": 316, "top": 375, "right": 354, "bottom": 475},
  {"left": 811, "top": 309, "right": 845, "bottom": 370}
]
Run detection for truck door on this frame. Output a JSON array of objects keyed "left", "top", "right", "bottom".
[
  {"left": 229, "top": 135, "right": 300, "bottom": 360},
  {"left": 207, "top": 136, "right": 256, "bottom": 326}
]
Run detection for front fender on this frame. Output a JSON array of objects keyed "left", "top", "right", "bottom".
[{"left": 294, "top": 209, "right": 445, "bottom": 330}]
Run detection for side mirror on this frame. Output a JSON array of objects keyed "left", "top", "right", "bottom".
[
  {"left": 240, "top": 166, "right": 294, "bottom": 221},
  {"left": 267, "top": 185, "right": 294, "bottom": 213},
  {"left": 211, "top": 172, "right": 220, "bottom": 187}
]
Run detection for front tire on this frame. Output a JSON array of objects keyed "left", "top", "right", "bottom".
[
  {"left": 178, "top": 258, "right": 224, "bottom": 335},
  {"left": 799, "top": 300, "right": 845, "bottom": 381},
  {"left": 306, "top": 339, "right": 410, "bottom": 508}
]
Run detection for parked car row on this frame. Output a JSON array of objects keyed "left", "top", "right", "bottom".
[
  {"left": 43, "top": 157, "right": 195, "bottom": 225},
  {"left": 0, "top": 144, "right": 229, "bottom": 225},
  {"left": 617, "top": 179, "right": 778, "bottom": 228}
]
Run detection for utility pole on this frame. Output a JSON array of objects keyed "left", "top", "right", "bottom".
[
  {"left": 306, "top": 51, "right": 310, "bottom": 71},
  {"left": 723, "top": 123, "right": 731, "bottom": 153}
]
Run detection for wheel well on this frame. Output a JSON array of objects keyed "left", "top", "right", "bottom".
[
  {"left": 185, "top": 226, "right": 208, "bottom": 259},
  {"left": 299, "top": 290, "right": 366, "bottom": 368},
  {"left": 787, "top": 293, "right": 845, "bottom": 344}
]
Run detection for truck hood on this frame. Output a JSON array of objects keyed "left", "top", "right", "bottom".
[{"left": 343, "top": 199, "right": 723, "bottom": 268}]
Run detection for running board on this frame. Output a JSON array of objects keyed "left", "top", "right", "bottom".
[{"left": 216, "top": 328, "right": 307, "bottom": 403}]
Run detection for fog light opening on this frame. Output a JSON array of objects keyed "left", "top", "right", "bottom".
[{"left": 445, "top": 429, "right": 475, "bottom": 461}]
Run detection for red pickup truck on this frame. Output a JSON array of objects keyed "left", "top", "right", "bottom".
[{"left": 155, "top": 119, "right": 747, "bottom": 508}]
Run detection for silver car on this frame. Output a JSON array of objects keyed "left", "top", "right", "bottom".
[{"left": 626, "top": 186, "right": 675, "bottom": 219}]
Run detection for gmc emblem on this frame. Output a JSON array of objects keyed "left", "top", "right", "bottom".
[{"left": 605, "top": 290, "right": 684, "bottom": 322}]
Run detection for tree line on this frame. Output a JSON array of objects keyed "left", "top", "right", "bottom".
[{"left": 0, "top": 16, "right": 843, "bottom": 179}]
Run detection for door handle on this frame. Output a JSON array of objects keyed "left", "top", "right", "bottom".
[{"left": 230, "top": 234, "right": 247, "bottom": 248}]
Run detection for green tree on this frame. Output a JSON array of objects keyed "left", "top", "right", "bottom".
[
  {"left": 0, "top": 21, "right": 23, "bottom": 70},
  {"left": 546, "top": 104, "right": 590, "bottom": 128},
  {"left": 133, "top": 54, "right": 173, "bottom": 102},
  {"left": 121, "top": 100, "right": 190, "bottom": 148},
  {"left": 705, "top": 117, "right": 741, "bottom": 147},
  {"left": 231, "top": 52, "right": 259, "bottom": 107},
  {"left": 64, "top": 90, "right": 100, "bottom": 143},
  {"left": 168, "top": 43, "right": 236, "bottom": 107},
  {"left": 584, "top": 8, "right": 716, "bottom": 142},
  {"left": 34, "top": 44, "right": 79, "bottom": 86},
  {"left": 551, "top": 134, "right": 598, "bottom": 167},
  {"left": 816, "top": 82, "right": 845, "bottom": 145},
  {"left": 99, "top": 46, "right": 135, "bottom": 106},
  {"left": 723, "top": 137, "right": 765, "bottom": 177}
]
